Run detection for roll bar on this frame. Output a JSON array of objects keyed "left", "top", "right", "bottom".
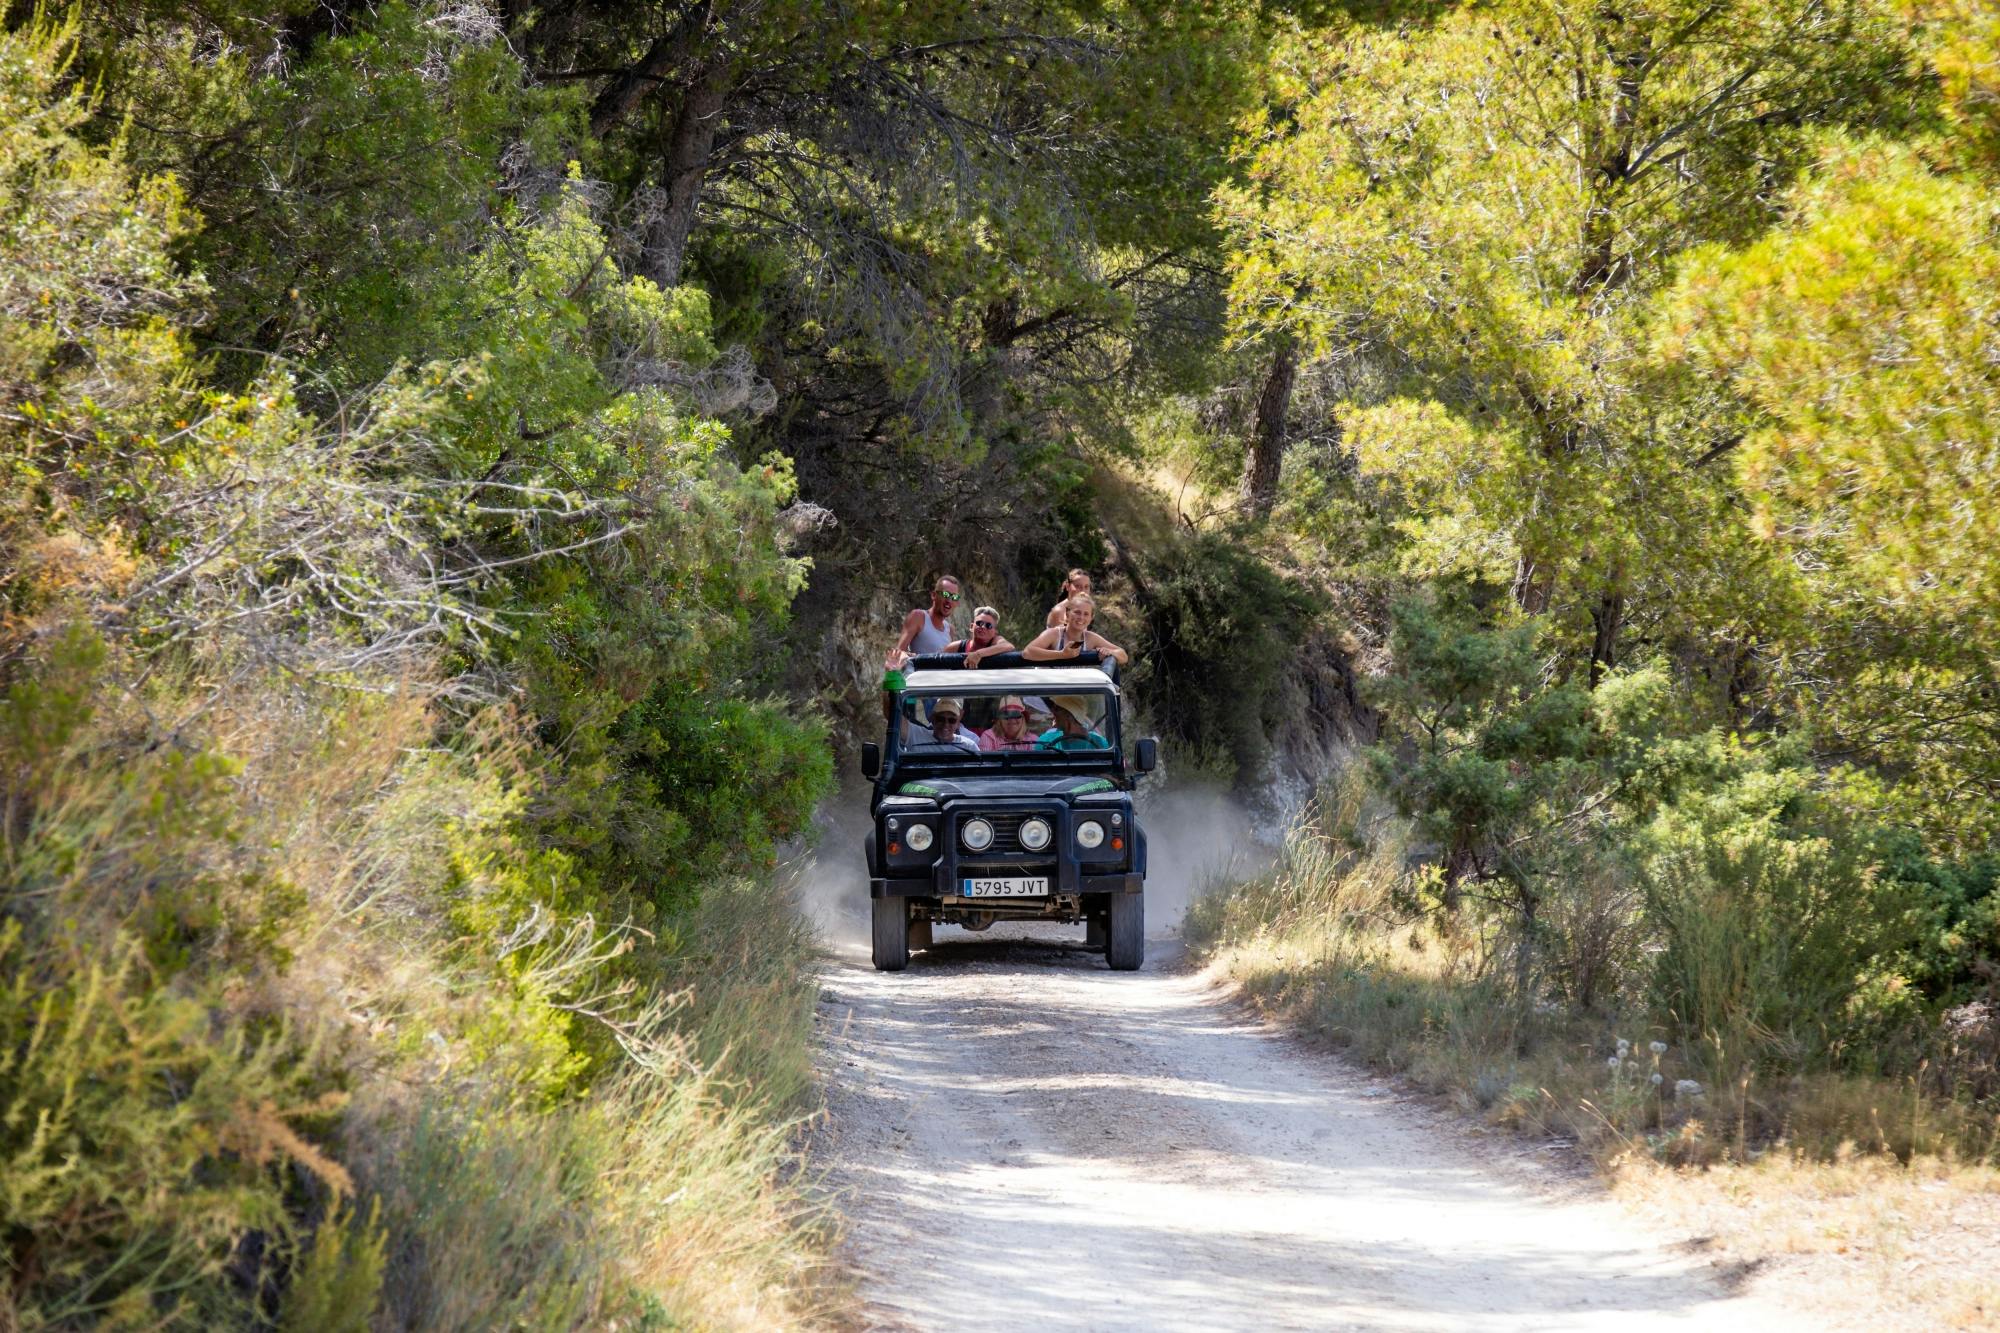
[{"left": 905, "top": 649, "right": 1106, "bottom": 672}]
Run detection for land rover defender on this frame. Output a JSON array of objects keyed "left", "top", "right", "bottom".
[{"left": 860, "top": 652, "right": 1156, "bottom": 972}]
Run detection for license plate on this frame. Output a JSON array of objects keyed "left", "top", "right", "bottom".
[{"left": 961, "top": 877, "right": 1049, "bottom": 897}]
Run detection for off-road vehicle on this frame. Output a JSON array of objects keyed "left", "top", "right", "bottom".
[{"left": 860, "top": 652, "right": 1157, "bottom": 971}]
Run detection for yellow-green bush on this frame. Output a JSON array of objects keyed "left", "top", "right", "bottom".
[{"left": 1, "top": 13, "right": 839, "bottom": 1329}]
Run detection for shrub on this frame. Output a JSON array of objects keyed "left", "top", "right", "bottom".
[
  {"left": 1130, "top": 531, "right": 1315, "bottom": 784},
  {"left": 1636, "top": 744, "right": 1925, "bottom": 1074}
]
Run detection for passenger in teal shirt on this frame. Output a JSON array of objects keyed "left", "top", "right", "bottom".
[{"left": 1039, "top": 696, "right": 1111, "bottom": 750}]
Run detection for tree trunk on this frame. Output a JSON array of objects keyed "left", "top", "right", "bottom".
[
  {"left": 1511, "top": 552, "right": 1554, "bottom": 614},
  {"left": 589, "top": 1, "right": 713, "bottom": 140},
  {"left": 640, "top": 71, "right": 728, "bottom": 289},
  {"left": 1240, "top": 336, "right": 1297, "bottom": 519},
  {"left": 1589, "top": 588, "right": 1624, "bottom": 688}
]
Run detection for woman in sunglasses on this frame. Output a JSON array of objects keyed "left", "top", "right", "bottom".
[
  {"left": 980, "top": 696, "right": 1040, "bottom": 751},
  {"left": 944, "top": 604, "right": 1015, "bottom": 666}
]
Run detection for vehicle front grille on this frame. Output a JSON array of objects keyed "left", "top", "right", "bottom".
[
  {"left": 959, "top": 810, "right": 1050, "bottom": 855},
  {"left": 985, "top": 812, "right": 1028, "bottom": 854}
]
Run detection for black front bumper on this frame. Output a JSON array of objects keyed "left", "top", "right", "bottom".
[{"left": 871, "top": 872, "right": 1142, "bottom": 899}]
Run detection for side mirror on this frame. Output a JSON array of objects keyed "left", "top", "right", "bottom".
[
  {"left": 860, "top": 741, "right": 881, "bottom": 779},
  {"left": 1133, "top": 737, "right": 1158, "bottom": 773}
]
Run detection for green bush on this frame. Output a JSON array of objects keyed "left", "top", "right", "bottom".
[
  {"left": 1130, "top": 531, "right": 1315, "bottom": 783},
  {"left": 1636, "top": 751, "right": 1922, "bottom": 1072}
]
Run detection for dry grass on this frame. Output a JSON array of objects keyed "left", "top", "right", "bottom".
[
  {"left": 1, "top": 646, "right": 852, "bottom": 1329},
  {"left": 1187, "top": 792, "right": 2000, "bottom": 1328},
  {"left": 1614, "top": 1152, "right": 2000, "bottom": 1330}
]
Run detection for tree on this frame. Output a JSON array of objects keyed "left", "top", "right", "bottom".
[{"left": 1217, "top": 1, "right": 1921, "bottom": 677}]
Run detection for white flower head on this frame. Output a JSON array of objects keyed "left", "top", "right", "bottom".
[
  {"left": 1607, "top": 1055, "right": 1622, "bottom": 1069},
  {"left": 1649, "top": 1040, "right": 1668, "bottom": 1056},
  {"left": 1616, "top": 1037, "right": 1631, "bottom": 1055},
  {"left": 1675, "top": 1078, "right": 1705, "bottom": 1100},
  {"left": 1650, "top": 1072, "right": 1664, "bottom": 1086}
]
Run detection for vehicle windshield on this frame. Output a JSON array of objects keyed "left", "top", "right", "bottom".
[{"left": 896, "top": 687, "right": 1116, "bottom": 759}]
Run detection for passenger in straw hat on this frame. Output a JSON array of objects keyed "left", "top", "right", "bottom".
[{"left": 1038, "top": 695, "right": 1111, "bottom": 751}]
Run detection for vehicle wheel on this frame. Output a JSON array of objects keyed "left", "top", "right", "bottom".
[
  {"left": 872, "top": 897, "right": 909, "bottom": 971},
  {"left": 1106, "top": 893, "right": 1143, "bottom": 971},
  {"left": 907, "top": 914, "right": 933, "bottom": 952}
]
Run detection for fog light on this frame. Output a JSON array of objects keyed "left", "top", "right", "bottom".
[
  {"left": 1019, "top": 817, "right": 1052, "bottom": 851},
  {"left": 962, "top": 818, "right": 994, "bottom": 852}
]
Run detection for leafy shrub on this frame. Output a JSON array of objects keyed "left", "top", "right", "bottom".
[
  {"left": 1636, "top": 749, "right": 1922, "bottom": 1071},
  {"left": 0, "top": 15, "right": 838, "bottom": 1328},
  {"left": 1130, "top": 531, "right": 1315, "bottom": 784}
]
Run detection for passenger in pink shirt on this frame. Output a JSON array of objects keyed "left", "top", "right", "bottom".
[{"left": 980, "top": 696, "right": 1039, "bottom": 751}]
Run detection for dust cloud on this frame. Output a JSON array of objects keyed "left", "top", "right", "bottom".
[
  {"left": 786, "top": 780, "right": 876, "bottom": 958},
  {"left": 1133, "top": 780, "right": 1277, "bottom": 934}
]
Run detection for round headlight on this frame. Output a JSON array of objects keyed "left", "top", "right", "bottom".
[
  {"left": 1076, "top": 820, "right": 1105, "bottom": 849},
  {"left": 905, "top": 822, "right": 933, "bottom": 851},
  {"left": 1019, "top": 817, "right": 1052, "bottom": 851},
  {"left": 961, "top": 818, "right": 994, "bottom": 852}
]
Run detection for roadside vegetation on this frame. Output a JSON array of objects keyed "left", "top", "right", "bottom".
[
  {"left": 0, "top": 9, "right": 837, "bottom": 1327},
  {"left": 1180, "top": 0, "right": 2000, "bottom": 1315}
]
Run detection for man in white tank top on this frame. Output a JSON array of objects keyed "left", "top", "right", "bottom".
[
  {"left": 882, "top": 575, "right": 963, "bottom": 723},
  {"left": 886, "top": 575, "right": 962, "bottom": 669}
]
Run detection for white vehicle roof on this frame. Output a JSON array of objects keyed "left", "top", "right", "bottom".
[{"left": 901, "top": 667, "right": 1119, "bottom": 694}]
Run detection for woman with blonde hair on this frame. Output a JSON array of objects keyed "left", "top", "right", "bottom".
[
  {"left": 979, "top": 696, "right": 1039, "bottom": 751},
  {"left": 1022, "top": 593, "right": 1129, "bottom": 668},
  {"left": 944, "top": 605, "right": 1014, "bottom": 666}
]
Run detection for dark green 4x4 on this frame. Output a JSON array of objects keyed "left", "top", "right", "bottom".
[{"left": 861, "top": 658, "right": 1157, "bottom": 971}]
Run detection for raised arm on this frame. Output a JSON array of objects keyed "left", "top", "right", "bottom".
[{"left": 885, "top": 607, "right": 925, "bottom": 667}]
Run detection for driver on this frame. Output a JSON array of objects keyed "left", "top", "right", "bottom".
[
  {"left": 908, "top": 696, "right": 981, "bottom": 753},
  {"left": 1039, "top": 695, "right": 1111, "bottom": 751}
]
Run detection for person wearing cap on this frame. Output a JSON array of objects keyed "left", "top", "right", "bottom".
[
  {"left": 944, "top": 605, "right": 1015, "bottom": 666},
  {"left": 980, "top": 696, "right": 1039, "bottom": 751},
  {"left": 908, "top": 696, "right": 981, "bottom": 752},
  {"left": 1037, "top": 695, "right": 1111, "bottom": 751}
]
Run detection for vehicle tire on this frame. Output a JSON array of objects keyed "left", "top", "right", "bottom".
[
  {"left": 907, "top": 914, "right": 933, "bottom": 952},
  {"left": 872, "top": 896, "right": 909, "bottom": 971},
  {"left": 1106, "top": 892, "right": 1143, "bottom": 971}
]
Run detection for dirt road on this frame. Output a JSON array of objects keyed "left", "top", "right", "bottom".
[{"left": 814, "top": 927, "right": 1809, "bottom": 1332}]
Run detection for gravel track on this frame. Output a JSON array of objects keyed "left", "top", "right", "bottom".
[{"left": 814, "top": 925, "right": 1809, "bottom": 1332}]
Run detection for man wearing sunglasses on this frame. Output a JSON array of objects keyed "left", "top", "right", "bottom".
[
  {"left": 886, "top": 575, "right": 963, "bottom": 671},
  {"left": 943, "top": 604, "right": 1015, "bottom": 666}
]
